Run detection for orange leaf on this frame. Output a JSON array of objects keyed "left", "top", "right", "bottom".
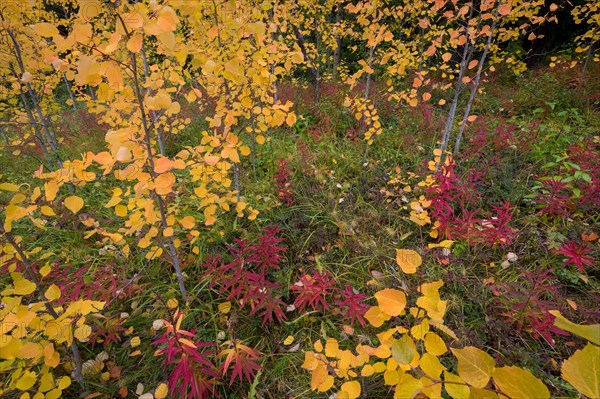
[{"left": 375, "top": 288, "right": 407, "bottom": 316}]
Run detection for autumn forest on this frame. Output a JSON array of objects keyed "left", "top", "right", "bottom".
[{"left": 0, "top": 0, "right": 599, "bottom": 398}]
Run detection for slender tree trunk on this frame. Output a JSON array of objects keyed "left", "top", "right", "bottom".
[
  {"left": 365, "top": 45, "right": 375, "bottom": 101},
  {"left": 582, "top": 30, "right": 597, "bottom": 77},
  {"left": 130, "top": 51, "right": 187, "bottom": 300},
  {"left": 333, "top": 2, "right": 342, "bottom": 80},
  {"left": 453, "top": 20, "right": 497, "bottom": 157},
  {"left": 63, "top": 75, "right": 77, "bottom": 110},
  {"left": 438, "top": 39, "right": 471, "bottom": 168},
  {"left": 1, "top": 124, "right": 9, "bottom": 144},
  {"left": 141, "top": 42, "right": 166, "bottom": 155},
  {"left": 88, "top": 85, "right": 96, "bottom": 100},
  {"left": 6, "top": 28, "right": 62, "bottom": 168}
]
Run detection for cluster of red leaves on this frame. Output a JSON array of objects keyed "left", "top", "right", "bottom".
[
  {"left": 290, "top": 272, "right": 369, "bottom": 326},
  {"left": 201, "top": 225, "right": 287, "bottom": 325},
  {"left": 153, "top": 312, "right": 218, "bottom": 399},
  {"left": 490, "top": 268, "right": 568, "bottom": 344},
  {"left": 425, "top": 160, "right": 515, "bottom": 247},
  {"left": 273, "top": 159, "right": 294, "bottom": 206},
  {"left": 552, "top": 240, "right": 596, "bottom": 272},
  {"left": 203, "top": 226, "right": 370, "bottom": 328},
  {"left": 219, "top": 340, "right": 262, "bottom": 385},
  {"left": 334, "top": 284, "right": 370, "bottom": 326},
  {"left": 290, "top": 271, "right": 336, "bottom": 311}
]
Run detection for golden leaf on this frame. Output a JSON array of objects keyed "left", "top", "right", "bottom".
[
  {"left": 218, "top": 301, "right": 231, "bottom": 314},
  {"left": 64, "top": 196, "right": 84, "bottom": 213},
  {"left": 365, "top": 305, "right": 392, "bottom": 327},
  {"left": 340, "top": 380, "right": 361, "bottom": 399},
  {"left": 396, "top": 249, "right": 422, "bottom": 274},
  {"left": 561, "top": 343, "right": 599, "bottom": 398},
  {"left": 15, "top": 370, "right": 37, "bottom": 390},
  {"left": 155, "top": 173, "right": 175, "bottom": 195},
  {"left": 74, "top": 324, "right": 92, "bottom": 341},
  {"left": 493, "top": 366, "right": 549, "bottom": 399},
  {"left": 45, "top": 284, "right": 61, "bottom": 301},
  {"left": 451, "top": 347, "right": 495, "bottom": 388},
  {"left": 375, "top": 289, "right": 407, "bottom": 316},
  {"left": 549, "top": 310, "right": 600, "bottom": 345},
  {"left": 424, "top": 332, "right": 447, "bottom": 355},
  {"left": 32, "top": 22, "right": 59, "bottom": 37},
  {"left": 155, "top": 383, "right": 169, "bottom": 399}
]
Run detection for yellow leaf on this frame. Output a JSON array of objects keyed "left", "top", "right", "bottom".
[
  {"left": 12, "top": 273, "right": 36, "bottom": 295},
  {"left": 0, "top": 182, "right": 19, "bottom": 191},
  {"left": 167, "top": 298, "right": 178, "bottom": 309},
  {"left": 146, "top": 246, "right": 163, "bottom": 260},
  {"left": 394, "top": 374, "right": 423, "bottom": 399},
  {"left": 324, "top": 338, "right": 339, "bottom": 357},
  {"left": 32, "top": 22, "right": 59, "bottom": 37},
  {"left": 424, "top": 332, "right": 447, "bottom": 355},
  {"left": 64, "top": 196, "right": 84, "bottom": 213},
  {"left": 428, "top": 240, "right": 454, "bottom": 249},
  {"left": 45, "top": 284, "right": 61, "bottom": 301},
  {"left": 314, "top": 340, "right": 323, "bottom": 352},
  {"left": 493, "top": 366, "right": 549, "bottom": 399},
  {"left": 317, "top": 374, "right": 334, "bottom": 392},
  {"left": 16, "top": 370, "right": 37, "bottom": 390},
  {"left": 41, "top": 206, "right": 56, "bottom": 216},
  {"left": 561, "top": 343, "right": 599, "bottom": 398},
  {"left": 40, "top": 264, "right": 52, "bottom": 277},
  {"left": 283, "top": 336, "right": 294, "bottom": 345},
  {"left": 375, "top": 288, "right": 407, "bottom": 316},
  {"left": 286, "top": 113, "right": 297, "bottom": 126},
  {"left": 157, "top": 6, "right": 179, "bottom": 32},
  {"left": 127, "top": 34, "right": 143, "bottom": 53},
  {"left": 218, "top": 301, "right": 231, "bottom": 314},
  {"left": 549, "top": 310, "right": 600, "bottom": 345},
  {"left": 444, "top": 371, "right": 470, "bottom": 399},
  {"left": 340, "top": 380, "right": 361, "bottom": 399},
  {"left": 115, "top": 204, "right": 127, "bottom": 217},
  {"left": 396, "top": 249, "right": 422, "bottom": 274},
  {"left": 178, "top": 338, "right": 197, "bottom": 348},
  {"left": 74, "top": 324, "right": 92, "bottom": 341},
  {"left": 361, "top": 364, "right": 375, "bottom": 377},
  {"left": 179, "top": 216, "right": 195, "bottom": 229},
  {"left": 451, "top": 347, "right": 495, "bottom": 388},
  {"left": 155, "top": 173, "right": 175, "bottom": 195},
  {"left": 364, "top": 305, "right": 392, "bottom": 327},
  {"left": 420, "top": 353, "right": 446, "bottom": 379},
  {"left": 155, "top": 383, "right": 168, "bottom": 399},
  {"left": 130, "top": 336, "right": 141, "bottom": 348}
]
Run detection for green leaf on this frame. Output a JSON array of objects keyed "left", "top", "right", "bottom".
[
  {"left": 561, "top": 343, "right": 600, "bottom": 398},
  {"left": 391, "top": 337, "right": 414, "bottom": 365},
  {"left": 493, "top": 366, "right": 549, "bottom": 399}
]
